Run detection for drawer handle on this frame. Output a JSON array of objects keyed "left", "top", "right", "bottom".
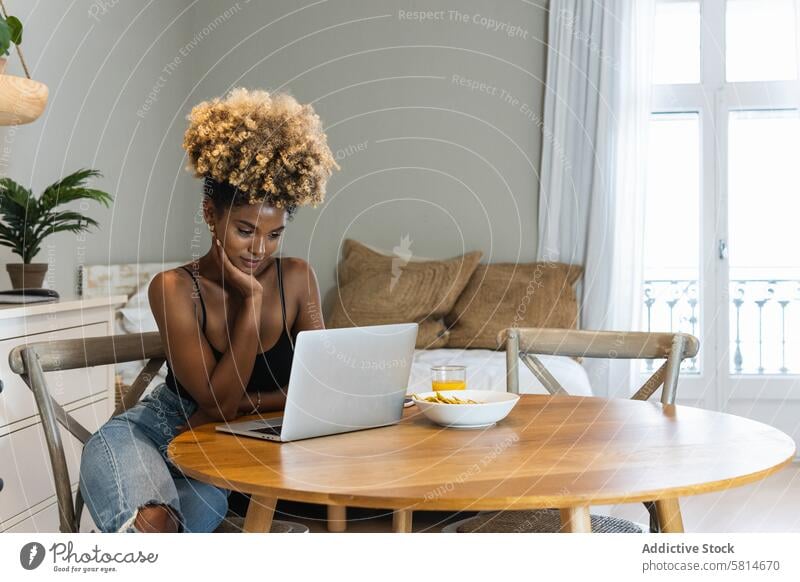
[
  {"left": 0, "top": 477, "right": 4, "bottom": 492},
  {"left": 0, "top": 378, "right": 3, "bottom": 394}
]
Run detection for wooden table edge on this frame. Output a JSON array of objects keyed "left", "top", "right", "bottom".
[{"left": 167, "top": 444, "right": 796, "bottom": 512}]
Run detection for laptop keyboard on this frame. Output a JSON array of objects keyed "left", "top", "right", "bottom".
[{"left": 250, "top": 424, "right": 283, "bottom": 436}]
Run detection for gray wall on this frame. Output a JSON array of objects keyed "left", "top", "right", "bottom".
[
  {"left": 1, "top": 0, "right": 549, "bottom": 313},
  {"left": 0, "top": 1, "right": 204, "bottom": 294}
]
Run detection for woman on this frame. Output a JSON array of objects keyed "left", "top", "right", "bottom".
[{"left": 78, "top": 88, "right": 339, "bottom": 533}]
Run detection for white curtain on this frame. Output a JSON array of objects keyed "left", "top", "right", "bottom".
[{"left": 537, "top": 0, "right": 656, "bottom": 397}]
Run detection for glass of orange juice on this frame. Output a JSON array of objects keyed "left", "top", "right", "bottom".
[{"left": 431, "top": 365, "right": 467, "bottom": 391}]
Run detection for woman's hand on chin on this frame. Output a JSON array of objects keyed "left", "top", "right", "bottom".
[{"left": 214, "top": 235, "right": 264, "bottom": 300}]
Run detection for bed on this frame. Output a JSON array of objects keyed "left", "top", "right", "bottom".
[{"left": 78, "top": 261, "right": 594, "bottom": 402}]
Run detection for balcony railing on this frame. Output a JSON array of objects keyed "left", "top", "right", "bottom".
[
  {"left": 643, "top": 279, "right": 800, "bottom": 375},
  {"left": 642, "top": 280, "right": 699, "bottom": 373}
]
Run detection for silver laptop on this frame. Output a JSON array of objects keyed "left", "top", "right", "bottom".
[{"left": 215, "top": 322, "right": 418, "bottom": 442}]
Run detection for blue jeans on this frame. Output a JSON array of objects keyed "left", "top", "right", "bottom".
[{"left": 79, "top": 382, "right": 232, "bottom": 532}]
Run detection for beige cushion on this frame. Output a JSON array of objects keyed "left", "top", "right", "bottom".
[
  {"left": 445, "top": 262, "right": 583, "bottom": 349},
  {"left": 329, "top": 239, "right": 483, "bottom": 348}
]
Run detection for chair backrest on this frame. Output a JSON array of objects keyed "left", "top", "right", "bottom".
[
  {"left": 7, "top": 332, "right": 166, "bottom": 533},
  {"left": 498, "top": 328, "right": 700, "bottom": 404}
]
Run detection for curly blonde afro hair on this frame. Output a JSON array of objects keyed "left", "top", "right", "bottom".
[{"left": 182, "top": 87, "right": 339, "bottom": 214}]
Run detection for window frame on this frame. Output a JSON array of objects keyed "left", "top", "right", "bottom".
[{"left": 648, "top": 0, "right": 800, "bottom": 408}]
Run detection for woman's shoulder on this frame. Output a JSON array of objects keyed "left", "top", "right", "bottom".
[
  {"left": 277, "top": 256, "right": 315, "bottom": 278},
  {"left": 148, "top": 267, "right": 195, "bottom": 302},
  {"left": 276, "top": 256, "right": 318, "bottom": 296}
]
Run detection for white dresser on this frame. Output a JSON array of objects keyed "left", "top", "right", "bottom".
[{"left": 0, "top": 295, "right": 127, "bottom": 533}]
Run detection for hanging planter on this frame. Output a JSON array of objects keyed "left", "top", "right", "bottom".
[{"left": 0, "top": 7, "right": 48, "bottom": 126}]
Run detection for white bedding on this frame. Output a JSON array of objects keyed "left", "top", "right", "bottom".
[
  {"left": 113, "top": 279, "right": 593, "bottom": 397},
  {"left": 113, "top": 273, "right": 168, "bottom": 391}
]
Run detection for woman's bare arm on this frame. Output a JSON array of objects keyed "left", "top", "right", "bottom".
[
  {"left": 286, "top": 257, "right": 326, "bottom": 334},
  {"left": 237, "top": 391, "right": 286, "bottom": 415},
  {"left": 236, "top": 258, "right": 325, "bottom": 416},
  {"left": 149, "top": 270, "right": 263, "bottom": 422}
]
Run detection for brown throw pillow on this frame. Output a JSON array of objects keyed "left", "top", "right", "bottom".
[
  {"left": 329, "top": 239, "right": 483, "bottom": 348},
  {"left": 445, "top": 262, "right": 583, "bottom": 349}
]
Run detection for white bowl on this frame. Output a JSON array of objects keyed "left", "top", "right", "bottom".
[{"left": 412, "top": 390, "right": 520, "bottom": 428}]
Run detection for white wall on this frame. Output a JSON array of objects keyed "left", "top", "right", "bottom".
[{"left": 0, "top": 0, "right": 550, "bottom": 311}]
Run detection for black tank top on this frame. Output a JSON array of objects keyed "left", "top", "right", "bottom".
[{"left": 164, "top": 257, "right": 295, "bottom": 401}]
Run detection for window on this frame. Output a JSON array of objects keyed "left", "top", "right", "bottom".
[
  {"left": 643, "top": 0, "right": 800, "bottom": 386},
  {"left": 653, "top": 1, "right": 701, "bottom": 84},
  {"left": 728, "top": 110, "right": 800, "bottom": 373},
  {"left": 726, "top": 0, "right": 799, "bottom": 82},
  {"left": 642, "top": 113, "right": 701, "bottom": 372}
]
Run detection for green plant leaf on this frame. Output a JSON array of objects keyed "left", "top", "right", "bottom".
[
  {"left": 0, "top": 223, "right": 24, "bottom": 256},
  {"left": 34, "top": 211, "right": 100, "bottom": 238},
  {"left": 0, "top": 176, "right": 35, "bottom": 202},
  {"left": 0, "top": 20, "right": 10, "bottom": 57},
  {"left": 43, "top": 187, "right": 113, "bottom": 209},
  {"left": 6, "top": 16, "right": 21, "bottom": 45},
  {"left": 43, "top": 168, "right": 102, "bottom": 191},
  {"left": 40, "top": 168, "right": 106, "bottom": 209},
  {"left": 0, "top": 171, "right": 113, "bottom": 263},
  {"left": 0, "top": 178, "right": 35, "bottom": 227},
  {"left": 0, "top": 177, "right": 38, "bottom": 261}
]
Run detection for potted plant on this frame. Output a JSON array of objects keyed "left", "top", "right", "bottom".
[{"left": 0, "top": 169, "right": 113, "bottom": 289}]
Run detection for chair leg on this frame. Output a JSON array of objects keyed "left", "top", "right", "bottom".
[
  {"left": 21, "top": 353, "right": 78, "bottom": 534},
  {"left": 506, "top": 329, "right": 519, "bottom": 394},
  {"left": 73, "top": 489, "right": 86, "bottom": 532},
  {"left": 643, "top": 501, "right": 660, "bottom": 533}
]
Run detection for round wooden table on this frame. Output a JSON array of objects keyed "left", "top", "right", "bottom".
[{"left": 167, "top": 395, "right": 796, "bottom": 532}]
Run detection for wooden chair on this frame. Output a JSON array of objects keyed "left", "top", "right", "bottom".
[
  {"left": 442, "top": 327, "right": 700, "bottom": 534},
  {"left": 7, "top": 331, "right": 309, "bottom": 533}
]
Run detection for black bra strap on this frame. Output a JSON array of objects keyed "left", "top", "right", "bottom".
[
  {"left": 181, "top": 261, "right": 289, "bottom": 344},
  {"left": 275, "top": 257, "right": 294, "bottom": 348},
  {"left": 180, "top": 265, "right": 207, "bottom": 332}
]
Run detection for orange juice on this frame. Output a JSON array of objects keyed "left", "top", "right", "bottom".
[
  {"left": 432, "top": 379, "right": 467, "bottom": 391},
  {"left": 431, "top": 365, "right": 467, "bottom": 392}
]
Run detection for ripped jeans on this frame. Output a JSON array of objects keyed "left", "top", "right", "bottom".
[{"left": 78, "top": 382, "right": 232, "bottom": 532}]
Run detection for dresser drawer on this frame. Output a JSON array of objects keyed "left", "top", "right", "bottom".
[
  {"left": 2, "top": 492, "right": 100, "bottom": 533},
  {"left": 0, "top": 398, "right": 107, "bottom": 524},
  {"left": 0, "top": 323, "right": 109, "bottom": 427}
]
